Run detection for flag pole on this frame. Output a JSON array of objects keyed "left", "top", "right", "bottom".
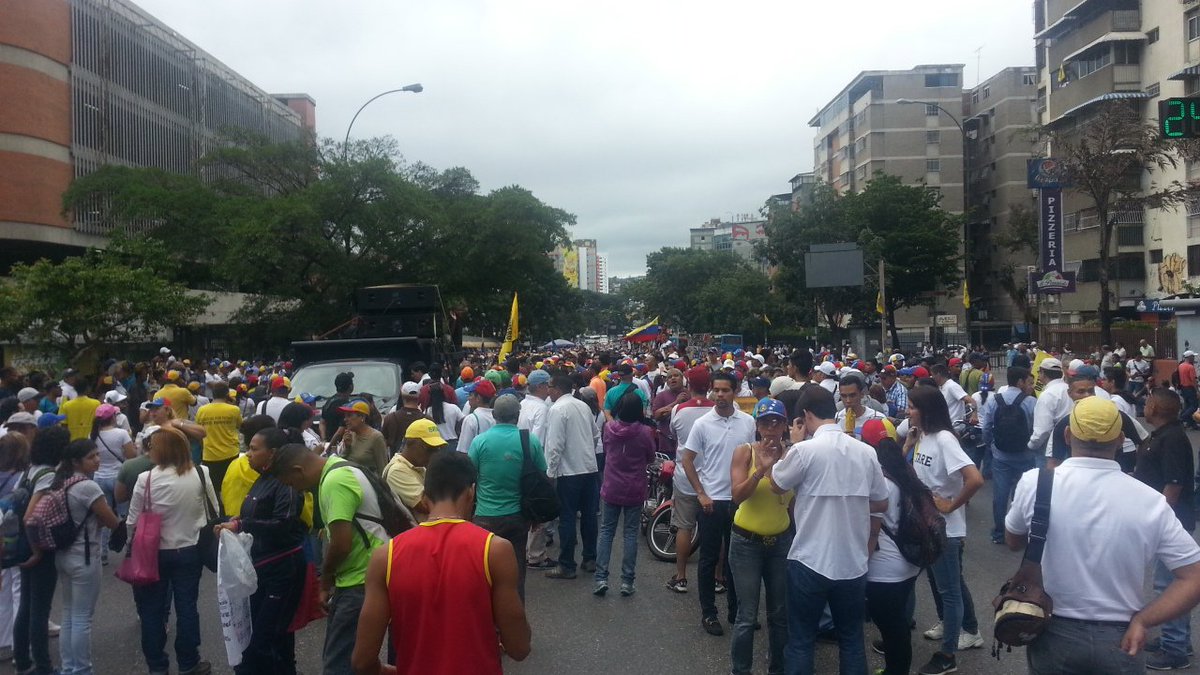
[{"left": 879, "top": 259, "right": 887, "bottom": 356}]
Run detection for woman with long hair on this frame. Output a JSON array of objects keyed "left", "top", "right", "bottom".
[
  {"left": 91, "top": 403, "right": 135, "bottom": 561},
  {"left": 214, "top": 429, "right": 308, "bottom": 674},
  {"left": 904, "top": 386, "right": 985, "bottom": 673},
  {"left": 426, "top": 380, "right": 462, "bottom": 452},
  {"left": 53, "top": 439, "right": 120, "bottom": 675},
  {"left": 861, "top": 420, "right": 922, "bottom": 675},
  {"left": 278, "top": 402, "right": 322, "bottom": 451},
  {"left": 126, "top": 427, "right": 218, "bottom": 675},
  {"left": 593, "top": 392, "right": 657, "bottom": 597},
  {"left": 13, "top": 425, "right": 69, "bottom": 675},
  {"left": 0, "top": 434, "right": 30, "bottom": 664}
]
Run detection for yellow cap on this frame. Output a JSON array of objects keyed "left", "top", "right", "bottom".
[
  {"left": 404, "top": 418, "right": 447, "bottom": 446},
  {"left": 1069, "top": 397, "right": 1121, "bottom": 443},
  {"left": 186, "top": 381, "right": 201, "bottom": 392}
]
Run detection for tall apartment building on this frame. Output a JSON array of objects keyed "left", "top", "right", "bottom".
[
  {"left": 0, "top": 0, "right": 315, "bottom": 271},
  {"left": 549, "top": 239, "right": 609, "bottom": 293},
  {"left": 965, "top": 67, "right": 1040, "bottom": 328},
  {"left": 808, "top": 64, "right": 968, "bottom": 330},
  {"left": 689, "top": 215, "right": 768, "bottom": 269},
  {"left": 1034, "top": 0, "right": 1197, "bottom": 323}
]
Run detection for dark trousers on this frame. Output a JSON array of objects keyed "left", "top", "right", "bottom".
[
  {"left": 202, "top": 457, "right": 237, "bottom": 511},
  {"left": 474, "top": 513, "right": 530, "bottom": 600},
  {"left": 1182, "top": 388, "right": 1199, "bottom": 427},
  {"left": 785, "top": 560, "right": 867, "bottom": 675},
  {"left": 234, "top": 550, "right": 306, "bottom": 675},
  {"left": 867, "top": 576, "right": 918, "bottom": 675},
  {"left": 555, "top": 473, "right": 598, "bottom": 574},
  {"left": 322, "top": 585, "right": 364, "bottom": 675},
  {"left": 13, "top": 551, "right": 56, "bottom": 674},
  {"left": 133, "top": 545, "right": 203, "bottom": 674},
  {"left": 697, "top": 500, "right": 738, "bottom": 622}
]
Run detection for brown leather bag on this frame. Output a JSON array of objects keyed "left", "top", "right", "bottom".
[{"left": 992, "top": 468, "right": 1054, "bottom": 649}]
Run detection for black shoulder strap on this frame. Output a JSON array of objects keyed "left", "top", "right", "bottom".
[
  {"left": 519, "top": 429, "right": 533, "bottom": 469},
  {"left": 96, "top": 434, "right": 124, "bottom": 463},
  {"left": 1024, "top": 468, "right": 1054, "bottom": 564}
]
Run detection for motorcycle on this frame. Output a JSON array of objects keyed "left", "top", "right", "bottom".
[{"left": 642, "top": 452, "right": 699, "bottom": 562}]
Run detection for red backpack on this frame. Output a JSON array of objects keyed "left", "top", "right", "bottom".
[{"left": 25, "top": 476, "right": 92, "bottom": 560}]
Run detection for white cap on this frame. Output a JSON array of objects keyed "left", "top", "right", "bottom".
[
  {"left": 1040, "top": 357, "right": 1063, "bottom": 372},
  {"left": 103, "top": 390, "right": 127, "bottom": 404},
  {"left": 1186, "top": 350, "right": 1197, "bottom": 358},
  {"left": 16, "top": 387, "right": 40, "bottom": 403},
  {"left": 1067, "top": 358, "right": 1086, "bottom": 374},
  {"left": 159, "top": 346, "right": 171, "bottom": 355},
  {"left": 817, "top": 362, "right": 837, "bottom": 376},
  {"left": 723, "top": 359, "right": 735, "bottom": 369},
  {"left": 401, "top": 381, "right": 422, "bottom": 396}
]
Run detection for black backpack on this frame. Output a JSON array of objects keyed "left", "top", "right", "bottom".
[
  {"left": 992, "top": 393, "right": 1032, "bottom": 455},
  {"left": 0, "top": 467, "right": 53, "bottom": 569},
  {"left": 881, "top": 478, "right": 946, "bottom": 568},
  {"left": 321, "top": 460, "right": 415, "bottom": 547},
  {"left": 518, "top": 429, "right": 560, "bottom": 524}
]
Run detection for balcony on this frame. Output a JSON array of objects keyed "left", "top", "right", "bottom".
[
  {"left": 1047, "top": 10, "right": 1141, "bottom": 67},
  {"left": 1047, "top": 64, "right": 1142, "bottom": 122}
]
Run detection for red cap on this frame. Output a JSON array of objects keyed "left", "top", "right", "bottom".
[
  {"left": 685, "top": 366, "right": 710, "bottom": 390},
  {"left": 861, "top": 419, "right": 898, "bottom": 449},
  {"left": 912, "top": 366, "right": 930, "bottom": 379},
  {"left": 469, "top": 380, "right": 497, "bottom": 399},
  {"left": 948, "top": 357, "right": 962, "bottom": 367}
]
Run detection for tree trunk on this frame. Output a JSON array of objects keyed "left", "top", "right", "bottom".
[{"left": 1097, "top": 205, "right": 1113, "bottom": 347}]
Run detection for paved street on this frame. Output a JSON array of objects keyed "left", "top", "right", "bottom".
[{"left": 73, "top": 471, "right": 1200, "bottom": 674}]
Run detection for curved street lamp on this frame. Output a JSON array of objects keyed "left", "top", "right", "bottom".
[{"left": 342, "top": 83, "right": 424, "bottom": 157}]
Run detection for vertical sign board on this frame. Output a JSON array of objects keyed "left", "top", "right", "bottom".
[{"left": 1040, "top": 188, "right": 1063, "bottom": 273}]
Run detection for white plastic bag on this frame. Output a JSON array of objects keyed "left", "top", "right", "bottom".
[{"left": 217, "top": 530, "right": 256, "bottom": 666}]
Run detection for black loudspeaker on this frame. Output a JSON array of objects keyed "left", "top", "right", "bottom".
[
  {"left": 355, "top": 285, "right": 440, "bottom": 314},
  {"left": 354, "top": 314, "right": 436, "bottom": 338}
]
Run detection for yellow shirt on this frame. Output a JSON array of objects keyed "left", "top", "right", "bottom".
[
  {"left": 733, "top": 451, "right": 793, "bottom": 536},
  {"left": 195, "top": 401, "right": 242, "bottom": 462},
  {"left": 60, "top": 396, "right": 100, "bottom": 441},
  {"left": 221, "top": 454, "right": 313, "bottom": 527},
  {"left": 154, "top": 383, "right": 196, "bottom": 420},
  {"left": 382, "top": 454, "right": 426, "bottom": 512}
]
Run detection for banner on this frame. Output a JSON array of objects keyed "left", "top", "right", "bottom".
[
  {"left": 1028, "top": 268, "right": 1076, "bottom": 294},
  {"left": 1040, "top": 188, "right": 1064, "bottom": 273},
  {"left": 1027, "top": 158, "right": 1068, "bottom": 189},
  {"left": 497, "top": 293, "right": 518, "bottom": 365}
]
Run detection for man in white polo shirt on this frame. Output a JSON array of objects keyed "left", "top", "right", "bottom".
[
  {"left": 766, "top": 385, "right": 889, "bottom": 675},
  {"left": 1006, "top": 396, "right": 1200, "bottom": 674},
  {"left": 680, "top": 371, "right": 755, "bottom": 637}
]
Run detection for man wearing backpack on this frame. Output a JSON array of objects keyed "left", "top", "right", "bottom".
[{"left": 978, "top": 366, "right": 1037, "bottom": 545}]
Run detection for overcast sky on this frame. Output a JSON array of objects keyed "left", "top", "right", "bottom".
[{"left": 136, "top": 0, "right": 1034, "bottom": 277}]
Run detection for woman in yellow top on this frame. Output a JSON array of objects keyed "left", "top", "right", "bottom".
[{"left": 728, "top": 398, "right": 794, "bottom": 675}]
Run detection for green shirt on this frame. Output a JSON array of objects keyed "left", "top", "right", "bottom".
[
  {"left": 468, "top": 424, "right": 546, "bottom": 518},
  {"left": 960, "top": 368, "right": 983, "bottom": 396},
  {"left": 319, "top": 456, "right": 381, "bottom": 588},
  {"left": 603, "top": 381, "right": 648, "bottom": 412}
]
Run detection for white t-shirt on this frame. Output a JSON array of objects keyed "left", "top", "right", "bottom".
[
  {"left": 436, "top": 402, "right": 464, "bottom": 442},
  {"left": 456, "top": 407, "right": 495, "bottom": 454},
  {"left": 771, "top": 424, "right": 889, "bottom": 580},
  {"left": 669, "top": 401, "right": 716, "bottom": 496},
  {"left": 869, "top": 478, "right": 922, "bottom": 583},
  {"left": 64, "top": 474, "right": 106, "bottom": 557},
  {"left": 912, "top": 429, "right": 974, "bottom": 538},
  {"left": 127, "top": 465, "right": 218, "bottom": 550},
  {"left": 257, "top": 396, "right": 290, "bottom": 422},
  {"left": 939, "top": 379, "right": 969, "bottom": 423},
  {"left": 94, "top": 427, "right": 132, "bottom": 480},
  {"left": 680, "top": 408, "right": 755, "bottom": 502},
  {"left": 833, "top": 406, "right": 886, "bottom": 440},
  {"left": 1006, "top": 458, "right": 1200, "bottom": 621}
]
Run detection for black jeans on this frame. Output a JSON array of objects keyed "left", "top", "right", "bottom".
[
  {"left": 202, "top": 457, "right": 237, "bottom": 512},
  {"left": 867, "top": 576, "right": 918, "bottom": 675},
  {"left": 697, "top": 500, "right": 738, "bottom": 622},
  {"left": 13, "top": 551, "right": 57, "bottom": 673},
  {"left": 474, "top": 513, "right": 529, "bottom": 600},
  {"left": 235, "top": 550, "right": 306, "bottom": 675}
]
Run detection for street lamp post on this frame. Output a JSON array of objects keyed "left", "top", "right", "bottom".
[
  {"left": 897, "top": 97, "right": 972, "bottom": 344},
  {"left": 342, "top": 83, "right": 424, "bottom": 158}
]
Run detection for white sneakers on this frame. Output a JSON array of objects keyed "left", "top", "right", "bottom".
[
  {"left": 921, "top": 622, "right": 983, "bottom": 650},
  {"left": 923, "top": 622, "right": 943, "bottom": 640}
]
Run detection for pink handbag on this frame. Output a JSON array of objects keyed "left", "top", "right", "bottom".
[{"left": 115, "top": 472, "right": 162, "bottom": 585}]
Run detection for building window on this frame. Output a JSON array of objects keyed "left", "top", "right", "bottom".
[
  {"left": 972, "top": 92, "right": 980, "bottom": 105},
  {"left": 926, "top": 159, "right": 941, "bottom": 172},
  {"left": 1114, "top": 42, "right": 1140, "bottom": 65},
  {"left": 926, "top": 130, "right": 941, "bottom": 144},
  {"left": 1190, "top": 11, "right": 1200, "bottom": 42},
  {"left": 1022, "top": 72, "right": 1037, "bottom": 86},
  {"left": 924, "top": 73, "right": 959, "bottom": 88},
  {"left": 1115, "top": 252, "right": 1145, "bottom": 280},
  {"left": 983, "top": 86, "right": 991, "bottom": 99},
  {"left": 1075, "top": 49, "right": 1112, "bottom": 78},
  {"left": 925, "top": 103, "right": 940, "bottom": 116},
  {"left": 1150, "top": 249, "right": 1164, "bottom": 264},
  {"left": 1078, "top": 259, "right": 1100, "bottom": 282},
  {"left": 1147, "top": 27, "right": 1159, "bottom": 45},
  {"left": 1190, "top": 245, "right": 1200, "bottom": 276}
]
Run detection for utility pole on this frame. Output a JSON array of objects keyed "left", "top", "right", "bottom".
[{"left": 879, "top": 259, "right": 887, "bottom": 355}]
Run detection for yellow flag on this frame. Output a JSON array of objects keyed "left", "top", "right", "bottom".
[
  {"left": 876, "top": 291, "right": 884, "bottom": 315},
  {"left": 762, "top": 314, "right": 772, "bottom": 326},
  {"left": 497, "top": 293, "right": 519, "bottom": 365},
  {"left": 1057, "top": 63, "right": 1067, "bottom": 83},
  {"left": 962, "top": 280, "right": 971, "bottom": 309}
]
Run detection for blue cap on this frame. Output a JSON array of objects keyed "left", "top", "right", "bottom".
[
  {"left": 527, "top": 369, "right": 552, "bottom": 386},
  {"left": 979, "top": 372, "right": 993, "bottom": 392},
  {"left": 754, "top": 398, "right": 787, "bottom": 420},
  {"left": 899, "top": 367, "right": 916, "bottom": 376},
  {"left": 1075, "top": 365, "right": 1100, "bottom": 380},
  {"left": 145, "top": 399, "right": 166, "bottom": 409},
  {"left": 37, "top": 413, "right": 66, "bottom": 429},
  {"left": 749, "top": 377, "right": 770, "bottom": 389}
]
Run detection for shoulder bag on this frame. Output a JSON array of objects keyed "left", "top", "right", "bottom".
[
  {"left": 992, "top": 468, "right": 1054, "bottom": 653},
  {"left": 115, "top": 472, "right": 162, "bottom": 585},
  {"left": 518, "top": 429, "right": 560, "bottom": 524},
  {"left": 196, "top": 466, "right": 221, "bottom": 572}
]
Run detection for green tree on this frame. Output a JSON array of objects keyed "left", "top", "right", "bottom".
[
  {"left": 0, "top": 250, "right": 207, "bottom": 363},
  {"left": 991, "top": 204, "right": 1039, "bottom": 325}
]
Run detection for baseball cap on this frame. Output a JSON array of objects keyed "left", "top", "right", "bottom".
[
  {"left": 685, "top": 366, "right": 710, "bottom": 390},
  {"left": 461, "top": 367, "right": 475, "bottom": 380},
  {"left": 722, "top": 359, "right": 736, "bottom": 370},
  {"left": 754, "top": 398, "right": 786, "bottom": 420},
  {"left": 749, "top": 377, "right": 770, "bottom": 390},
  {"left": 948, "top": 357, "right": 962, "bottom": 367},
  {"left": 912, "top": 366, "right": 931, "bottom": 379},
  {"left": 337, "top": 399, "right": 371, "bottom": 416},
  {"left": 882, "top": 365, "right": 897, "bottom": 375},
  {"left": 1069, "top": 397, "right": 1122, "bottom": 443},
  {"left": 186, "top": 381, "right": 201, "bottom": 392},
  {"left": 95, "top": 403, "right": 119, "bottom": 420},
  {"left": 16, "top": 387, "right": 40, "bottom": 403},
  {"left": 271, "top": 376, "right": 291, "bottom": 391},
  {"left": 616, "top": 363, "right": 633, "bottom": 376},
  {"left": 527, "top": 370, "right": 551, "bottom": 386},
  {"left": 898, "top": 367, "right": 916, "bottom": 376},
  {"left": 1066, "top": 358, "right": 1085, "bottom": 375},
  {"left": 1074, "top": 365, "right": 1100, "bottom": 381},
  {"left": 816, "top": 362, "right": 837, "bottom": 376},
  {"left": 512, "top": 373, "right": 527, "bottom": 388},
  {"left": 1039, "top": 358, "right": 1063, "bottom": 372},
  {"left": 400, "top": 382, "right": 422, "bottom": 397},
  {"left": 37, "top": 413, "right": 66, "bottom": 428},
  {"left": 144, "top": 399, "right": 166, "bottom": 409},
  {"left": 104, "top": 390, "right": 128, "bottom": 405},
  {"left": 861, "top": 418, "right": 899, "bottom": 448},
  {"left": 466, "top": 380, "right": 497, "bottom": 399},
  {"left": 1186, "top": 350, "right": 1197, "bottom": 358},
  {"left": 404, "top": 418, "right": 447, "bottom": 446},
  {"left": 4, "top": 412, "right": 36, "bottom": 427},
  {"left": 166, "top": 370, "right": 181, "bottom": 382}
]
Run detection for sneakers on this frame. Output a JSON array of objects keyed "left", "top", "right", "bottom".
[
  {"left": 180, "top": 662, "right": 212, "bottom": 675},
  {"left": 0, "top": 646, "right": 11, "bottom": 662},
  {"left": 592, "top": 581, "right": 609, "bottom": 596},
  {"left": 526, "top": 557, "right": 555, "bottom": 570},
  {"left": 922, "top": 621, "right": 944, "bottom": 640},
  {"left": 917, "top": 651, "right": 957, "bottom": 675},
  {"left": 714, "top": 581, "right": 727, "bottom": 594},
  {"left": 545, "top": 566, "right": 577, "bottom": 580},
  {"left": 702, "top": 616, "right": 724, "bottom": 636},
  {"left": 666, "top": 576, "right": 688, "bottom": 593},
  {"left": 871, "top": 639, "right": 885, "bottom": 655},
  {"left": 619, "top": 582, "right": 636, "bottom": 597},
  {"left": 957, "top": 631, "right": 984, "bottom": 650},
  {"left": 1147, "top": 652, "right": 1192, "bottom": 670},
  {"left": 47, "top": 620, "right": 60, "bottom": 637},
  {"left": 580, "top": 560, "right": 597, "bottom": 573},
  {"left": 1146, "top": 638, "right": 1195, "bottom": 656}
]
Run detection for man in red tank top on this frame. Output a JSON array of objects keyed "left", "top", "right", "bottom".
[{"left": 352, "top": 452, "right": 531, "bottom": 675}]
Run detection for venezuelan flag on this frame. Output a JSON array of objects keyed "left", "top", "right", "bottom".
[{"left": 624, "top": 316, "right": 662, "bottom": 343}]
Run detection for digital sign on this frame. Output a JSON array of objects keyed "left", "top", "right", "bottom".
[{"left": 1160, "top": 97, "right": 1200, "bottom": 138}]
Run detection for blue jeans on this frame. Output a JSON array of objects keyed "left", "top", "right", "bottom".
[
  {"left": 594, "top": 501, "right": 640, "bottom": 585},
  {"left": 94, "top": 476, "right": 124, "bottom": 555},
  {"left": 1154, "top": 559, "right": 1192, "bottom": 658},
  {"left": 556, "top": 473, "right": 599, "bottom": 574},
  {"left": 56, "top": 547, "right": 102, "bottom": 675},
  {"left": 323, "top": 585, "right": 364, "bottom": 675},
  {"left": 1028, "top": 616, "right": 1143, "bottom": 674},
  {"left": 990, "top": 452, "right": 1035, "bottom": 540},
  {"left": 784, "top": 559, "right": 868, "bottom": 675},
  {"left": 132, "top": 545, "right": 203, "bottom": 673},
  {"left": 729, "top": 531, "right": 791, "bottom": 675},
  {"left": 927, "top": 537, "right": 976, "bottom": 654}
]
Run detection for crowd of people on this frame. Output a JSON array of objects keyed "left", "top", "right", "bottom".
[{"left": 0, "top": 336, "right": 1198, "bottom": 674}]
